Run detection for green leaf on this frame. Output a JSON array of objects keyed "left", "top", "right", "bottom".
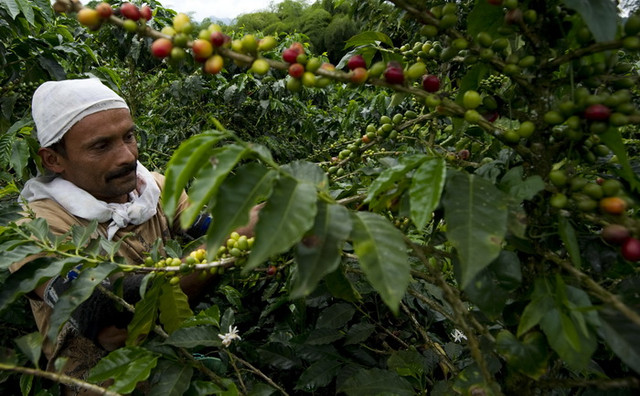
[
  {"left": 158, "top": 282, "right": 193, "bottom": 334},
  {"left": 0, "top": 257, "right": 77, "bottom": 313},
  {"left": 350, "top": 212, "right": 410, "bottom": 314},
  {"left": 87, "top": 347, "right": 159, "bottom": 394},
  {"left": 23, "top": 218, "right": 51, "bottom": 243},
  {"left": 563, "top": 0, "right": 618, "bottom": 42},
  {"left": 344, "top": 31, "right": 394, "bottom": 49},
  {"left": 126, "top": 279, "right": 162, "bottom": 347},
  {"left": 205, "top": 164, "right": 276, "bottom": 262},
  {"left": 599, "top": 127, "right": 640, "bottom": 192},
  {"left": 324, "top": 265, "right": 361, "bottom": 303},
  {"left": 295, "top": 359, "right": 342, "bottom": 390},
  {"left": 316, "top": 303, "right": 355, "bottom": 329},
  {"left": 463, "top": 251, "right": 521, "bottom": 319},
  {"left": 409, "top": 157, "right": 446, "bottom": 230},
  {"left": 558, "top": 216, "right": 581, "bottom": 269},
  {"left": 598, "top": 307, "right": 640, "bottom": 374},
  {"left": 456, "top": 64, "right": 491, "bottom": 102},
  {"left": 19, "top": 373, "right": 33, "bottom": 396},
  {"left": 220, "top": 285, "right": 242, "bottom": 309},
  {"left": 16, "top": 0, "right": 33, "bottom": 25},
  {"left": 47, "top": 262, "right": 119, "bottom": 342},
  {"left": 499, "top": 166, "right": 545, "bottom": 202},
  {"left": 344, "top": 322, "right": 375, "bottom": 345},
  {"left": 304, "top": 328, "right": 344, "bottom": 345},
  {"left": 291, "top": 203, "right": 352, "bottom": 298},
  {"left": 162, "top": 132, "right": 226, "bottom": 224},
  {"left": 496, "top": 330, "right": 549, "bottom": 380},
  {"left": 14, "top": 332, "right": 42, "bottom": 368},
  {"left": 338, "top": 368, "right": 415, "bottom": 396},
  {"left": 467, "top": 0, "right": 506, "bottom": 38},
  {"left": 70, "top": 220, "right": 98, "bottom": 250},
  {"left": 245, "top": 176, "right": 317, "bottom": 272},
  {"left": 9, "top": 138, "right": 29, "bottom": 179},
  {"left": 387, "top": 349, "right": 429, "bottom": 378},
  {"left": 540, "top": 308, "right": 597, "bottom": 370},
  {"left": 517, "top": 283, "right": 555, "bottom": 337},
  {"left": 180, "top": 144, "right": 248, "bottom": 229},
  {"left": 164, "top": 326, "right": 222, "bottom": 348},
  {"left": 149, "top": 360, "right": 194, "bottom": 396},
  {"left": 442, "top": 171, "right": 508, "bottom": 288},
  {"left": 0, "top": 0, "right": 20, "bottom": 19},
  {"left": 0, "top": 242, "right": 41, "bottom": 271},
  {"left": 182, "top": 304, "right": 220, "bottom": 328},
  {"left": 282, "top": 160, "right": 328, "bottom": 191},
  {"left": 365, "top": 154, "right": 427, "bottom": 210}
]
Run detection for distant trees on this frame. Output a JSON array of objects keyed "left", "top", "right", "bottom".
[{"left": 232, "top": 0, "right": 359, "bottom": 59}]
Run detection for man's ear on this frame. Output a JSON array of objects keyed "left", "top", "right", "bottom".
[{"left": 38, "top": 147, "right": 64, "bottom": 174}]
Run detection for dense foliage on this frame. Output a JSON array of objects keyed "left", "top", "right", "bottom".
[{"left": 2, "top": 0, "right": 640, "bottom": 395}]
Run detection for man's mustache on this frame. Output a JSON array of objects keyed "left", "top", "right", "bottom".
[{"left": 106, "top": 162, "right": 137, "bottom": 181}]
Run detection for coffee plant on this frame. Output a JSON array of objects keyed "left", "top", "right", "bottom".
[{"left": 1, "top": 0, "right": 640, "bottom": 394}]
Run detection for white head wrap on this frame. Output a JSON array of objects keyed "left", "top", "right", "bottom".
[{"left": 32, "top": 78, "right": 130, "bottom": 148}]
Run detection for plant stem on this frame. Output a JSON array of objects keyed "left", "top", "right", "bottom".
[
  {"left": 0, "top": 362, "right": 121, "bottom": 396},
  {"left": 228, "top": 352, "right": 290, "bottom": 396}
]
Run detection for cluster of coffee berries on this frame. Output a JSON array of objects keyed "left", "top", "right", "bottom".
[
  {"left": 76, "top": 2, "right": 153, "bottom": 32},
  {"left": 549, "top": 171, "right": 631, "bottom": 215},
  {"left": 281, "top": 42, "right": 335, "bottom": 91}
]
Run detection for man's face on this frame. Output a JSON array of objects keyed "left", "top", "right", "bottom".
[{"left": 43, "top": 108, "right": 139, "bottom": 204}]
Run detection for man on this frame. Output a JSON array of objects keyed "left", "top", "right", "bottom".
[{"left": 13, "top": 78, "right": 252, "bottom": 395}]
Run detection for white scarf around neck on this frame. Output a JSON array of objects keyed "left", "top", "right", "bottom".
[{"left": 20, "top": 161, "right": 160, "bottom": 240}]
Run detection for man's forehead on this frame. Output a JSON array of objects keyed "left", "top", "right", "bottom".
[{"left": 66, "top": 109, "right": 134, "bottom": 142}]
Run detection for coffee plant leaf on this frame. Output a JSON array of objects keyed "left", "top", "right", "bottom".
[
  {"left": 563, "top": 0, "right": 618, "bottom": 42},
  {"left": 1, "top": 0, "right": 21, "bottom": 20},
  {"left": 162, "top": 132, "right": 227, "bottom": 224},
  {"left": 409, "top": 157, "right": 446, "bottom": 230},
  {"left": 323, "top": 265, "right": 361, "bottom": 303},
  {"left": 164, "top": 326, "right": 222, "bottom": 349},
  {"left": 350, "top": 211, "right": 410, "bottom": 314},
  {"left": 246, "top": 176, "right": 317, "bottom": 272},
  {"left": 282, "top": 160, "right": 328, "bottom": 191},
  {"left": 148, "top": 360, "right": 194, "bottom": 396},
  {"left": 496, "top": 330, "right": 549, "bottom": 380},
  {"left": 0, "top": 256, "right": 80, "bottom": 313},
  {"left": 365, "top": 154, "right": 427, "bottom": 210},
  {"left": 499, "top": 166, "right": 545, "bottom": 203},
  {"left": 87, "top": 346, "right": 159, "bottom": 394},
  {"left": 599, "top": 127, "right": 640, "bottom": 192},
  {"left": 180, "top": 144, "right": 248, "bottom": 230},
  {"left": 292, "top": 202, "right": 351, "bottom": 299},
  {"left": 14, "top": 332, "right": 42, "bottom": 368},
  {"left": 598, "top": 306, "right": 640, "bottom": 374},
  {"left": 126, "top": 278, "right": 162, "bottom": 347},
  {"left": 295, "top": 358, "right": 342, "bottom": 391},
  {"left": 443, "top": 171, "right": 508, "bottom": 288},
  {"left": 387, "top": 349, "right": 429, "bottom": 379},
  {"left": 47, "top": 261, "right": 119, "bottom": 342},
  {"left": 338, "top": 368, "right": 414, "bottom": 396},
  {"left": 558, "top": 216, "right": 582, "bottom": 269},
  {"left": 467, "top": 0, "right": 506, "bottom": 38},
  {"left": 344, "top": 31, "right": 393, "bottom": 49},
  {"left": 206, "top": 164, "right": 276, "bottom": 263},
  {"left": 0, "top": 242, "right": 41, "bottom": 271},
  {"left": 158, "top": 281, "right": 193, "bottom": 334}
]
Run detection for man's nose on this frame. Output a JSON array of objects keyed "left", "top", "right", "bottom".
[{"left": 115, "top": 141, "right": 137, "bottom": 163}]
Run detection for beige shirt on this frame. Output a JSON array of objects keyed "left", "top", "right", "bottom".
[{"left": 12, "top": 172, "right": 190, "bottom": 359}]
